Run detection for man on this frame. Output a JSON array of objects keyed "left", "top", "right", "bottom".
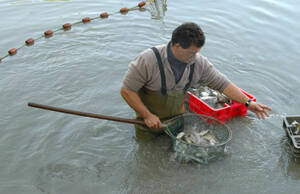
[{"left": 121, "top": 22, "right": 271, "bottom": 138}]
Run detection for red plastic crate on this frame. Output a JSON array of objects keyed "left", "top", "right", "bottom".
[{"left": 187, "top": 89, "right": 256, "bottom": 122}]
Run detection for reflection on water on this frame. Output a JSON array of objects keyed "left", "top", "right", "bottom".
[
  {"left": 278, "top": 136, "right": 300, "bottom": 180},
  {"left": 128, "top": 135, "right": 172, "bottom": 193},
  {"left": 12, "top": 0, "right": 69, "bottom": 4},
  {"left": 36, "top": 163, "right": 99, "bottom": 193}
]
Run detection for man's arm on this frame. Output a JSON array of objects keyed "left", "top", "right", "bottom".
[
  {"left": 120, "top": 87, "right": 162, "bottom": 129},
  {"left": 223, "top": 82, "right": 272, "bottom": 119}
]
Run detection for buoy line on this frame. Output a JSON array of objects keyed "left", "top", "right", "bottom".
[{"left": 0, "top": 1, "right": 148, "bottom": 63}]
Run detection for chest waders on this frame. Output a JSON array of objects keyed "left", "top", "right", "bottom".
[{"left": 135, "top": 47, "right": 195, "bottom": 139}]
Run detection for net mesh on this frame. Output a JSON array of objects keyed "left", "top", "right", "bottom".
[{"left": 164, "top": 113, "right": 232, "bottom": 164}]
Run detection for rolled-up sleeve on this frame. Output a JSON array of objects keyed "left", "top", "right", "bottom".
[
  {"left": 121, "top": 53, "right": 150, "bottom": 92},
  {"left": 200, "top": 57, "right": 230, "bottom": 93}
]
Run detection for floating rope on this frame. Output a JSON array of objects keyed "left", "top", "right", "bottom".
[{"left": 0, "top": 1, "right": 149, "bottom": 63}]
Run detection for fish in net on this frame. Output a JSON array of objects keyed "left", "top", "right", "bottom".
[{"left": 164, "top": 113, "right": 232, "bottom": 164}]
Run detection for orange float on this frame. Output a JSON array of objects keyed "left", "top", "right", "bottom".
[
  {"left": 1, "top": 3, "right": 149, "bottom": 62},
  {"left": 44, "top": 30, "right": 53, "bottom": 37},
  {"left": 100, "top": 12, "right": 109, "bottom": 18},
  {"left": 63, "top": 23, "right": 72, "bottom": 30},
  {"left": 120, "top": 7, "right": 129, "bottom": 13},
  {"left": 138, "top": 1, "right": 146, "bottom": 8},
  {"left": 82, "top": 17, "right": 91, "bottom": 23},
  {"left": 8, "top": 48, "right": 17, "bottom": 55},
  {"left": 25, "top": 38, "right": 35, "bottom": 46}
]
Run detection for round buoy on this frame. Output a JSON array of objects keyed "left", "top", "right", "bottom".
[
  {"left": 63, "top": 23, "right": 72, "bottom": 30},
  {"left": 138, "top": 1, "right": 146, "bottom": 8},
  {"left": 44, "top": 30, "right": 53, "bottom": 37},
  {"left": 100, "top": 12, "right": 109, "bottom": 18},
  {"left": 82, "top": 17, "right": 91, "bottom": 23},
  {"left": 120, "top": 8, "right": 129, "bottom": 13},
  {"left": 25, "top": 38, "right": 35, "bottom": 46},
  {"left": 8, "top": 48, "right": 17, "bottom": 56}
]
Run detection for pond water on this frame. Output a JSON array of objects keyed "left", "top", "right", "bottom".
[{"left": 0, "top": 0, "right": 300, "bottom": 193}]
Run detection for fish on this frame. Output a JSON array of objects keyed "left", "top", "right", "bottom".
[
  {"left": 176, "top": 130, "right": 218, "bottom": 146},
  {"left": 216, "top": 93, "right": 232, "bottom": 104},
  {"left": 203, "top": 133, "right": 217, "bottom": 145},
  {"left": 201, "top": 91, "right": 210, "bottom": 97},
  {"left": 190, "top": 86, "right": 232, "bottom": 109},
  {"left": 200, "top": 96, "right": 218, "bottom": 107},
  {"left": 176, "top": 132, "right": 185, "bottom": 139},
  {"left": 199, "top": 130, "right": 209, "bottom": 136},
  {"left": 291, "top": 120, "right": 300, "bottom": 135}
]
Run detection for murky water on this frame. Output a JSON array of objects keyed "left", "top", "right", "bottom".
[{"left": 1, "top": 0, "right": 300, "bottom": 193}]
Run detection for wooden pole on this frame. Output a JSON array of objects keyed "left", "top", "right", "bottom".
[{"left": 28, "top": 102, "right": 146, "bottom": 126}]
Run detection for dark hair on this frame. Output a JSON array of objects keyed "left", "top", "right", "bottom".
[{"left": 171, "top": 22, "right": 205, "bottom": 49}]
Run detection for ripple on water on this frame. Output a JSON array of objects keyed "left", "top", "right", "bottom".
[{"left": 1, "top": 0, "right": 300, "bottom": 193}]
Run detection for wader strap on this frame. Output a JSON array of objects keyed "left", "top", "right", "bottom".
[
  {"left": 151, "top": 47, "right": 167, "bottom": 96},
  {"left": 183, "top": 63, "right": 195, "bottom": 92}
]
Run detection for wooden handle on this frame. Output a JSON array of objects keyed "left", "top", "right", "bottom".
[{"left": 28, "top": 102, "right": 146, "bottom": 126}]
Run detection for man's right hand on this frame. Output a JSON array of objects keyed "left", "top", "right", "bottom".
[
  {"left": 120, "top": 88, "right": 162, "bottom": 129},
  {"left": 144, "top": 113, "right": 162, "bottom": 129}
]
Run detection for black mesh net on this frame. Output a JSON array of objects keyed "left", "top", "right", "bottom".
[{"left": 164, "top": 113, "right": 232, "bottom": 164}]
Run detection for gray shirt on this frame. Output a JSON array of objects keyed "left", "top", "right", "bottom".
[{"left": 122, "top": 43, "right": 230, "bottom": 93}]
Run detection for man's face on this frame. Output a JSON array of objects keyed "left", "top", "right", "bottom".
[{"left": 173, "top": 43, "right": 201, "bottom": 63}]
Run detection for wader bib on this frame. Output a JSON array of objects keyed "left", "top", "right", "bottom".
[{"left": 135, "top": 47, "right": 195, "bottom": 139}]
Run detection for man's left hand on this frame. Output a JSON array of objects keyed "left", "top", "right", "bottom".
[{"left": 248, "top": 101, "right": 272, "bottom": 119}]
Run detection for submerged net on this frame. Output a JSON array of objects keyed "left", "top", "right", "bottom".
[
  {"left": 164, "top": 113, "right": 232, "bottom": 164},
  {"left": 148, "top": 0, "right": 167, "bottom": 19}
]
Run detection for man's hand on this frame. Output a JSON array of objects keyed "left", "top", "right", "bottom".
[
  {"left": 223, "top": 83, "right": 272, "bottom": 120},
  {"left": 248, "top": 101, "right": 272, "bottom": 119},
  {"left": 144, "top": 113, "right": 162, "bottom": 129},
  {"left": 121, "top": 88, "right": 164, "bottom": 129}
]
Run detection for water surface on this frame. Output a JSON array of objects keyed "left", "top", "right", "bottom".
[{"left": 0, "top": 0, "right": 300, "bottom": 193}]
